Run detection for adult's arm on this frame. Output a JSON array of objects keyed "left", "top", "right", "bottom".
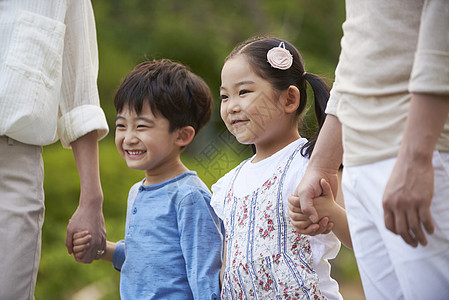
[
  {"left": 289, "top": 114, "right": 343, "bottom": 232},
  {"left": 383, "top": 93, "right": 449, "bottom": 247},
  {"left": 383, "top": 0, "right": 449, "bottom": 247},
  {"left": 58, "top": 0, "right": 108, "bottom": 262},
  {"left": 66, "top": 131, "right": 106, "bottom": 263}
]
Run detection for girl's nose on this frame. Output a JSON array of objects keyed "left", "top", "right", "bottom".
[{"left": 227, "top": 97, "right": 241, "bottom": 114}]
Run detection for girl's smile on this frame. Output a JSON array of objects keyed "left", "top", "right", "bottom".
[
  {"left": 220, "top": 55, "right": 300, "bottom": 160},
  {"left": 230, "top": 117, "right": 249, "bottom": 125}
]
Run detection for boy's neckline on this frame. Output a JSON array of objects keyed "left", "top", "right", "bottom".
[
  {"left": 144, "top": 162, "right": 190, "bottom": 186},
  {"left": 141, "top": 170, "right": 195, "bottom": 188}
]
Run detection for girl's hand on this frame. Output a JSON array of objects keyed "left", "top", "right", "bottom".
[
  {"left": 288, "top": 193, "right": 333, "bottom": 235},
  {"left": 72, "top": 231, "right": 92, "bottom": 262}
]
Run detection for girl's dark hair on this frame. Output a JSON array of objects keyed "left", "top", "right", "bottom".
[
  {"left": 226, "top": 36, "right": 330, "bottom": 158},
  {"left": 114, "top": 59, "right": 213, "bottom": 134}
]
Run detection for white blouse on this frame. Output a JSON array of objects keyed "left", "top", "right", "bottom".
[
  {"left": 0, "top": 0, "right": 108, "bottom": 147},
  {"left": 211, "top": 138, "right": 343, "bottom": 299}
]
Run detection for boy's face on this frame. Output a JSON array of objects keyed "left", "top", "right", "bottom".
[{"left": 115, "top": 103, "right": 180, "bottom": 174}]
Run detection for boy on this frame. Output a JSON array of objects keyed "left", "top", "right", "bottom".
[{"left": 73, "top": 59, "right": 221, "bottom": 299}]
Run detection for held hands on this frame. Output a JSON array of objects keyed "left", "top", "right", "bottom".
[
  {"left": 72, "top": 231, "right": 107, "bottom": 262},
  {"left": 288, "top": 167, "right": 339, "bottom": 235},
  {"left": 72, "top": 231, "right": 93, "bottom": 262},
  {"left": 382, "top": 155, "right": 435, "bottom": 247},
  {"left": 66, "top": 201, "right": 106, "bottom": 263},
  {"left": 288, "top": 178, "right": 335, "bottom": 235}
]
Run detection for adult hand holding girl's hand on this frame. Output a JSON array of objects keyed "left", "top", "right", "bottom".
[
  {"left": 289, "top": 115, "right": 344, "bottom": 236},
  {"left": 288, "top": 171, "right": 338, "bottom": 235}
]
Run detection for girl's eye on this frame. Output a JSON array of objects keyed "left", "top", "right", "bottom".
[
  {"left": 220, "top": 94, "right": 228, "bottom": 101},
  {"left": 116, "top": 124, "right": 125, "bottom": 128},
  {"left": 137, "top": 125, "right": 148, "bottom": 128},
  {"left": 239, "top": 89, "right": 251, "bottom": 96}
]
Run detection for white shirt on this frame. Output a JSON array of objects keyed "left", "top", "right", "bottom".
[
  {"left": 211, "top": 139, "right": 343, "bottom": 300},
  {"left": 0, "top": 0, "right": 108, "bottom": 147},
  {"left": 326, "top": 0, "right": 449, "bottom": 166}
]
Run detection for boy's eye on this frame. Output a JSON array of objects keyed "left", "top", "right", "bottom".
[
  {"left": 115, "top": 124, "right": 125, "bottom": 128},
  {"left": 220, "top": 94, "right": 228, "bottom": 101},
  {"left": 137, "top": 124, "right": 148, "bottom": 128}
]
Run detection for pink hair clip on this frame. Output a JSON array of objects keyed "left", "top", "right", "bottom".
[{"left": 266, "top": 42, "right": 293, "bottom": 70}]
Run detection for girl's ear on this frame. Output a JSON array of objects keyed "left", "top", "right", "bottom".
[
  {"left": 284, "top": 85, "right": 300, "bottom": 113},
  {"left": 174, "top": 126, "right": 195, "bottom": 147}
]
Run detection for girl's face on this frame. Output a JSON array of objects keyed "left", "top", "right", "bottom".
[{"left": 220, "top": 55, "right": 295, "bottom": 150}]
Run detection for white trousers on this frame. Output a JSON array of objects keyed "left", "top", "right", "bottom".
[
  {"left": 0, "top": 136, "right": 44, "bottom": 300},
  {"left": 342, "top": 151, "right": 449, "bottom": 300}
]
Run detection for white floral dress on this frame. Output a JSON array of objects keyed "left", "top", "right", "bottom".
[{"left": 221, "top": 145, "right": 326, "bottom": 300}]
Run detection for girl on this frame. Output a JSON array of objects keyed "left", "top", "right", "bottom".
[{"left": 211, "top": 36, "right": 351, "bottom": 299}]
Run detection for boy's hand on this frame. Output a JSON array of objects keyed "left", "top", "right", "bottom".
[{"left": 72, "top": 231, "right": 92, "bottom": 262}]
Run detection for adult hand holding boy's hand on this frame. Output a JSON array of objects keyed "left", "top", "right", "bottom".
[
  {"left": 65, "top": 131, "right": 106, "bottom": 263},
  {"left": 66, "top": 200, "right": 106, "bottom": 263}
]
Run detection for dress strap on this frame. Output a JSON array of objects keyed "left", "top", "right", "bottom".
[
  {"left": 223, "top": 158, "right": 250, "bottom": 208},
  {"left": 277, "top": 142, "right": 304, "bottom": 197},
  {"left": 276, "top": 142, "right": 306, "bottom": 255}
]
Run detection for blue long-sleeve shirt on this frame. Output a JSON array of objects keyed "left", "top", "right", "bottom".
[{"left": 112, "top": 171, "right": 222, "bottom": 299}]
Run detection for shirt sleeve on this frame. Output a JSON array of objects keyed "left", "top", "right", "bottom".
[
  {"left": 57, "top": 0, "right": 108, "bottom": 147},
  {"left": 210, "top": 170, "right": 234, "bottom": 220},
  {"left": 325, "top": 85, "right": 341, "bottom": 116},
  {"left": 112, "top": 240, "right": 126, "bottom": 272},
  {"left": 177, "top": 190, "right": 222, "bottom": 300},
  {"left": 409, "top": 0, "right": 449, "bottom": 96}
]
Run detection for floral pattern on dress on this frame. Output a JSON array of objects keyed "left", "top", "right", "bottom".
[{"left": 221, "top": 147, "right": 326, "bottom": 300}]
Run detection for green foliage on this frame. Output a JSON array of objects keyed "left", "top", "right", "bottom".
[
  {"left": 92, "top": 0, "right": 345, "bottom": 131},
  {"left": 35, "top": 1, "right": 362, "bottom": 298}
]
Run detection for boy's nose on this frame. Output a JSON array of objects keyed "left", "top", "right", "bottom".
[{"left": 123, "top": 131, "right": 139, "bottom": 144}]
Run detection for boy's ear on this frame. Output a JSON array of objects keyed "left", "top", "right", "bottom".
[
  {"left": 174, "top": 126, "right": 196, "bottom": 147},
  {"left": 284, "top": 85, "right": 300, "bottom": 113}
]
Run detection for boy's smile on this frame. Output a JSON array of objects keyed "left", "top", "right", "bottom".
[
  {"left": 125, "top": 150, "right": 146, "bottom": 158},
  {"left": 115, "top": 103, "right": 183, "bottom": 184}
]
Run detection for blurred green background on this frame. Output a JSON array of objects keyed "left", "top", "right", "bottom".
[{"left": 36, "top": 0, "right": 365, "bottom": 299}]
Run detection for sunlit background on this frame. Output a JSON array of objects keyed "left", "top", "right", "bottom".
[{"left": 37, "top": 0, "right": 365, "bottom": 298}]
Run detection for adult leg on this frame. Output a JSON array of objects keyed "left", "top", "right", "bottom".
[
  {"left": 383, "top": 151, "right": 449, "bottom": 300},
  {"left": 345, "top": 155, "right": 449, "bottom": 300},
  {"left": 343, "top": 161, "right": 404, "bottom": 300},
  {"left": 0, "top": 136, "right": 45, "bottom": 300}
]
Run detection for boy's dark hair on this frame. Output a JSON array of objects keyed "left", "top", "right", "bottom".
[
  {"left": 114, "top": 59, "right": 213, "bottom": 134},
  {"left": 226, "top": 36, "right": 331, "bottom": 158}
]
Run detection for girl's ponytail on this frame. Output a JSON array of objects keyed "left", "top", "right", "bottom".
[
  {"left": 226, "top": 36, "right": 331, "bottom": 159},
  {"left": 300, "top": 72, "right": 330, "bottom": 158}
]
